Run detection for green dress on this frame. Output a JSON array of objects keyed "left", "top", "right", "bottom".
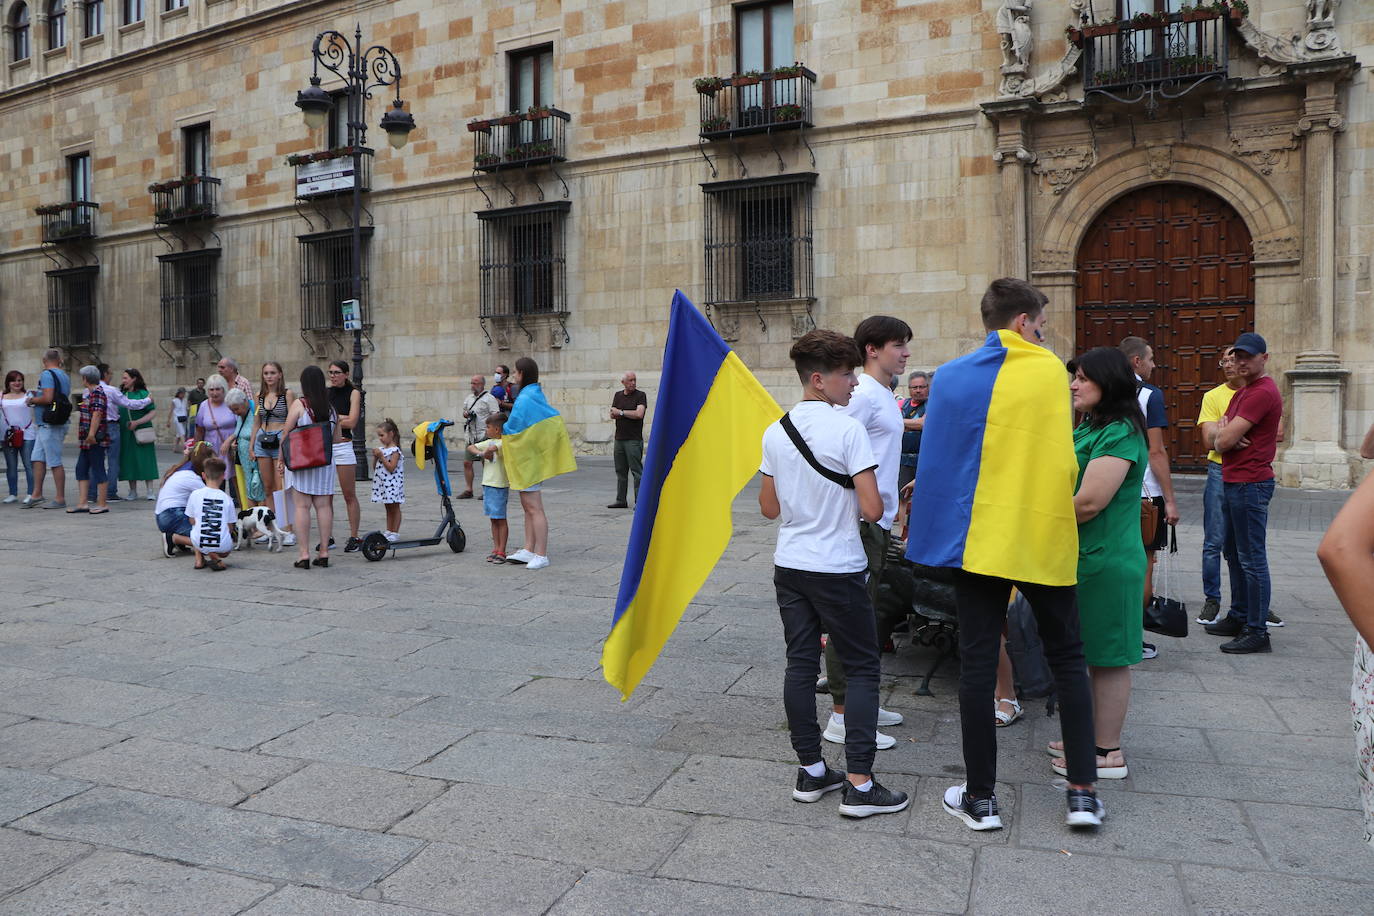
[
  {"left": 1073, "top": 419, "right": 1148, "bottom": 667},
  {"left": 119, "top": 388, "right": 159, "bottom": 482}
]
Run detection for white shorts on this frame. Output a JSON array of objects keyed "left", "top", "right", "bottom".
[{"left": 332, "top": 440, "right": 357, "bottom": 466}]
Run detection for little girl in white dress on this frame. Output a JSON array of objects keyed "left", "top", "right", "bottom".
[{"left": 370, "top": 418, "right": 404, "bottom": 542}]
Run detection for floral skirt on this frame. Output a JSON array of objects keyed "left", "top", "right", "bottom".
[{"left": 1354, "top": 634, "right": 1374, "bottom": 850}]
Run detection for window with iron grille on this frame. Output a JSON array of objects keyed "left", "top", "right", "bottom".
[
  {"left": 702, "top": 173, "right": 815, "bottom": 305},
  {"left": 298, "top": 228, "right": 372, "bottom": 331},
  {"left": 476, "top": 202, "right": 569, "bottom": 319},
  {"left": 46, "top": 266, "right": 98, "bottom": 349},
  {"left": 158, "top": 249, "right": 219, "bottom": 341}
]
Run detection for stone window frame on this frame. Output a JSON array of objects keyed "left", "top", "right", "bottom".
[{"left": 8, "top": 1, "right": 31, "bottom": 60}]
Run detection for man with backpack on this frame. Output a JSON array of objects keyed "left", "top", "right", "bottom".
[{"left": 24, "top": 348, "right": 72, "bottom": 509}]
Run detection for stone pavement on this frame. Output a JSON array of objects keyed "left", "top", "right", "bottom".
[{"left": 0, "top": 454, "right": 1370, "bottom": 914}]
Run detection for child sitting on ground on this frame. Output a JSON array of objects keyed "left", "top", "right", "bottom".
[
  {"left": 370, "top": 418, "right": 405, "bottom": 543},
  {"left": 186, "top": 456, "right": 235, "bottom": 571},
  {"left": 467, "top": 412, "right": 509, "bottom": 563}
]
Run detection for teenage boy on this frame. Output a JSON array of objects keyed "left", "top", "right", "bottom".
[
  {"left": 822, "top": 316, "right": 912, "bottom": 750},
  {"left": 468, "top": 413, "right": 510, "bottom": 563},
  {"left": 186, "top": 456, "right": 235, "bottom": 571},
  {"left": 907, "top": 278, "right": 1102, "bottom": 830},
  {"left": 760, "top": 329, "right": 909, "bottom": 819}
]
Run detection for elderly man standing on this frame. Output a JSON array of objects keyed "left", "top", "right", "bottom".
[
  {"left": 607, "top": 371, "right": 647, "bottom": 509},
  {"left": 460, "top": 374, "right": 499, "bottom": 499},
  {"left": 216, "top": 358, "right": 254, "bottom": 401},
  {"left": 97, "top": 363, "right": 152, "bottom": 501}
]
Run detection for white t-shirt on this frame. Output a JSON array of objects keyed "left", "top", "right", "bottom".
[
  {"left": 760, "top": 401, "right": 878, "bottom": 574},
  {"left": 186, "top": 485, "right": 235, "bottom": 555},
  {"left": 154, "top": 468, "right": 203, "bottom": 514},
  {"left": 835, "top": 371, "right": 903, "bottom": 531},
  {"left": 1, "top": 396, "right": 36, "bottom": 441},
  {"left": 1135, "top": 379, "right": 1167, "bottom": 499}
]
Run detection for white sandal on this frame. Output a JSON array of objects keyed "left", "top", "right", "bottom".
[{"left": 994, "top": 697, "right": 1023, "bottom": 727}]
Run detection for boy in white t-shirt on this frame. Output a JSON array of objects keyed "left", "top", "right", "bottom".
[
  {"left": 186, "top": 456, "right": 235, "bottom": 571},
  {"left": 758, "top": 329, "right": 910, "bottom": 819}
]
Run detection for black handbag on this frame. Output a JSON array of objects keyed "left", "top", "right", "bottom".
[{"left": 1144, "top": 526, "right": 1188, "bottom": 639}]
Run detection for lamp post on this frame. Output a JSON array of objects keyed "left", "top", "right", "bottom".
[{"left": 295, "top": 24, "right": 416, "bottom": 478}]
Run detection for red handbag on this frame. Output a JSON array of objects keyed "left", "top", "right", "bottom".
[{"left": 282, "top": 420, "right": 334, "bottom": 470}]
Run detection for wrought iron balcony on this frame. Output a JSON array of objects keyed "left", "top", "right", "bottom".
[
  {"left": 467, "top": 108, "right": 570, "bottom": 172},
  {"left": 287, "top": 147, "right": 374, "bottom": 200},
  {"left": 35, "top": 201, "right": 99, "bottom": 243},
  {"left": 1081, "top": 9, "right": 1232, "bottom": 101},
  {"left": 150, "top": 175, "right": 221, "bottom": 225},
  {"left": 696, "top": 66, "right": 815, "bottom": 140}
]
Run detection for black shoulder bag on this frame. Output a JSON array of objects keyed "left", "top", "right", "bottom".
[{"left": 779, "top": 413, "right": 854, "bottom": 489}]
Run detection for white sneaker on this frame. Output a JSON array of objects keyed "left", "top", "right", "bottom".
[
  {"left": 146, "top": 492, "right": 156, "bottom": 501},
  {"left": 877, "top": 707, "right": 904, "bottom": 727},
  {"left": 383, "top": 531, "right": 399, "bottom": 543},
  {"left": 506, "top": 548, "right": 535, "bottom": 564},
  {"left": 822, "top": 716, "right": 896, "bottom": 750},
  {"left": 2, "top": 495, "right": 15, "bottom": 504},
  {"left": 281, "top": 533, "right": 297, "bottom": 547},
  {"left": 525, "top": 555, "right": 550, "bottom": 570},
  {"left": 254, "top": 534, "right": 271, "bottom": 544}
]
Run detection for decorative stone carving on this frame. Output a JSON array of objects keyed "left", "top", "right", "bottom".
[
  {"left": 1252, "top": 235, "right": 1300, "bottom": 261},
  {"left": 1304, "top": 0, "right": 1341, "bottom": 55},
  {"left": 996, "top": 1, "right": 1033, "bottom": 75},
  {"left": 1031, "top": 146, "right": 1093, "bottom": 194},
  {"left": 1037, "top": 248, "right": 1075, "bottom": 270},
  {"left": 1229, "top": 124, "right": 1300, "bottom": 175},
  {"left": 1235, "top": 18, "right": 1304, "bottom": 71},
  {"left": 992, "top": 147, "right": 1036, "bottom": 165},
  {"left": 1146, "top": 146, "right": 1172, "bottom": 179}
]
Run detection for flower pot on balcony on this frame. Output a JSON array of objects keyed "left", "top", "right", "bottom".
[
  {"left": 694, "top": 76, "right": 725, "bottom": 95},
  {"left": 1083, "top": 22, "right": 1118, "bottom": 38},
  {"left": 772, "top": 104, "right": 804, "bottom": 123},
  {"left": 700, "top": 116, "right": 730, "bottom": 133},
  {"left": 497, "top": 114, "right": 522, "bottom": 126},
  {"left": 769, "top": 65, "right": 803, "bottom": 79},
  {"left": 1065, "top": 26, "right": 1083, "bottom": 46},
  {"left": 732, "top": 71, "right": 762, "bottom": 87}
]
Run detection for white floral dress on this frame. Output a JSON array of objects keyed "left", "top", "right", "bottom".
[
  {"left": 1355, "top": 634, "right": 1374, "bottom": 850},
  {"left": 371, "top": 446, "right": 404, "bottom": 504}
]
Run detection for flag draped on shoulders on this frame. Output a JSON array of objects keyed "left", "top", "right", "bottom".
[
  {"left": 501, "top": 383, "right": 577, "bottom": 490},
  {"left": 602, "top": 291, "right": 782, "bottom": 700},
  {"left": 905, "top": 329, "right": 1079, "bottom": 587}
]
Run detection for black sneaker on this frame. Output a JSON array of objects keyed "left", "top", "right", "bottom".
[
  {"left": 1204, "top": 615, "right": 1244, "bottom": 637},
  {"left": 315, "top": 538, "right": 337, "bottom": 553},
  {"left": 107, "top": 493, "right": 122, "bottom": 501},
  {"left": 162, "top": 532, "right": 176, "bottom": 559},
  {"left": 1066, "top": 788, "right": 1105, "bottom": 828},
  {"left": 1196, "top": 598, "right": 1221, "bottom": 625},
  {"left": 942, "top": 783, "right": 1002, "bottom": 830},
  {"left": 838, "top": 779, "right": 910, "bottom": 818},
  {"left": 1266, "top": 610, "right": 1285, "bottom": 628},
  {"left": 1220, "top": 628, "right": 1272, "bottom": 654},
  {"left": 1141, "top": 642, "right": 1158, "bottom": 660},
  {"left": 344, "top": 536, "right": 363, "bottom": 553},
  {"left": 792, "top": 764, "right": 847, "bottom": 803}
]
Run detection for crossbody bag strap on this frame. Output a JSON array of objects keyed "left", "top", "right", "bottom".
[{"left": 779, "top": 412, "right": 854, "bottom": 489}]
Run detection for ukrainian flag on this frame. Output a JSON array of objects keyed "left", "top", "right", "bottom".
[
  {"left": 602, "top": 291, "right": 782, "bottom": 699},
  {"left": 906, "top": 329, "right": 1079, "bottom": 586},
  {"left": 502, "top": 383, "right": 577, "bottom": 491}
]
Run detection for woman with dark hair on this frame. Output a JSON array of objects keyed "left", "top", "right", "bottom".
[
  {"left": 251, "top": 361, "right": 296, "bottom": 546},
  {"left": 279, "top": 365, "right": 336, "bottom": 568},
  {"left": 505, "top": 357, "right": 550, "bottom": 568},
  {"left": 1048, "top": 346, "right": 1149, "bottom": 783},
  {"left": 326, "top": 359, "right": 363, "bottom": 552},
  {"left": 493, "top": 363, "right": 513, "bottom": 411},
  {"left": 155, "top": 441, "right": 215, "bottom": 557},
  {"left": 118, "top": 368, "right": 160, "bottom": 500},
  {"left": 1, "top": 370, "right": 35, "bottom": 502}
]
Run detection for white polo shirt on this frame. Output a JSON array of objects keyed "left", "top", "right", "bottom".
[{"left": 836, "top": 371, "right": 904, "bottom": 531}]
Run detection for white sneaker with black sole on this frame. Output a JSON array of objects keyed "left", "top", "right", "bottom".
[
  {"left": 792, "top": 764, "right": 847, "bottom": 803},
  {"left": 942, "top": 783, "right": 1003, "bottom": 831},
  {"left": 1066, "top": 788, "right": 1105, "bottom": 828},
  {"left": 822, "top": 715, "right": 896, "bottom": 749},
  {"left": 838, "top": 779, "right": 909, "bottom": 818}
]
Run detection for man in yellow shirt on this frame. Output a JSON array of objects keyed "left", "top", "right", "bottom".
[{"left": 1195, "top": 349, "right": 1242, "bottom": 625}]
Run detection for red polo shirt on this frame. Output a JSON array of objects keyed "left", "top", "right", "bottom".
[{"left": 1221, "top": 374, "right": 1281, "bottom": 484}]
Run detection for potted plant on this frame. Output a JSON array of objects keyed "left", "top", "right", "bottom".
[
  {"left": 770, "top": 63, "right": 803, "bottom": 79},
  {"left": 1065, "top": 25, "right": 1083, "bottom": 46},
  {"left": 732, "top": 70, "right": 763, "bottom": 86},
  {"left": 475, "top": 152, "right": 500, "bottom": 167},
  {"left": 285, "top": 153, "right": 311, "bottom": 167},
  {"left": 155, "top": 208, "right": 174, "bottom": 222},
  {"left": 528, "top": 142, "right": 554, "bottom": 157},
  {"left": 1131, "top": 11, "right": 1159, "bottom": 27},
  {"left": 34, "top": 203, "right": 62, "bottom": 216},
  {"left": 467, "top": 118, "right": 491, "bottom": 132},
  {"left": 772, "top": 103, "right": 804, "bottom": 123},
  {"left": 693, "top": 76, "right": 724, "bottom": 94},
  {"left": 497, "top": 111, "right": 523, "bottom": 126},
  {"left": 528, "top": 105, "right": 551, "bottom": 119},
  {"left": 1083, "top": 17, "right": 1118, "bottom": 37},
  {"left": 700, "top": 115, "right": 729, "bottom": 133},
  {"left": 505, "top": 146, "right": 527, "bottom": 161}
]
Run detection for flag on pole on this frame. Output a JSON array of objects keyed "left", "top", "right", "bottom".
[
  {"left": 502, "top": 382, "right": 577, "bottom": 491},
  {"left": 601, "top": 291, "right": 783, "bottom": 699}
]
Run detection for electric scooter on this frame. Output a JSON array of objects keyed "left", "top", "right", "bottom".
[{"left": 361, "top": 418, "right": 466, "bottom": 560}]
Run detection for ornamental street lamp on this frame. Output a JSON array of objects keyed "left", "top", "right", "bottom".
[{"left": 295, "top": 25, "right": 416, "bottom": 477}]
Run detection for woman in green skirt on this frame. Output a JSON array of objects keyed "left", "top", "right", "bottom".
[
  {"left": 1049, "top": 347, "right": 1148, "bottom": 782},
  {"left": 118, "top": 368, "right": 160, "bottom": 499}
]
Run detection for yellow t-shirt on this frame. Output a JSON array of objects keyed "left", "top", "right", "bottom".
[
  {"left": 471, "top": 438, "right": 507, "bottom": 488},
  {"left": 1197, "top": 383, "right": 1239, "bottom": 465}
]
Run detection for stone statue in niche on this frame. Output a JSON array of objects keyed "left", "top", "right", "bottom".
[
  {"left": 1304, "top": 0, "right": 1341, "bottom": 53},
  {"left": 1306, "top": 0, "right": 1339, "bottom": 25},
  {"left": 997, "top": 0, "right": 1034, "bottom": 74}
]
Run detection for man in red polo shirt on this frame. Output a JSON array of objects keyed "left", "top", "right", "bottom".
[{"left": 1204, "top": 332, "right": 1283, "bottom": 654}]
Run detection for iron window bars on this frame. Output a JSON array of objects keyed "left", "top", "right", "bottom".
[
  {"left": 157, "top": 249, "right": 220, "bottom": 342},
  {"left": 476, "top": 201, "right": 570, "bottom": 337},
  {"left": 298, "top": 227, "right": 373, "bottom": 331},
  {"left": 702, "top": 172, "right": 815, "bottom": 307},
  {"left": 46, "top": 265, "right": 99, "bottom": 349}
]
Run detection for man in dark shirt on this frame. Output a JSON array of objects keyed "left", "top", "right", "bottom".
[
  {"left": 187, "top": 379, "right": 208, "bottom": 410},
  {"left": 899, "top": 370, "right": 928, "bottom": 494},
  {"left": 608, "top": 371, "right": 647, "bottom": 509}
]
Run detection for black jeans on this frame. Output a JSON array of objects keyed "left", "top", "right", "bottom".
[
  {"left": 953, "top": 571, "right": 1097, "bottom": 796},
  {"left": 776, "top": 565, "right": 880, "bottom": 778},
  {"left": 824, "top": 521, "right": 903, "bottom": 706}
]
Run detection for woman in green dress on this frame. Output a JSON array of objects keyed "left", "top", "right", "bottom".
[
  {"left": 118, "top": 368, "right": 160, "bottom": 499},
  {"left": 1050, "top": 347, "right": 1148, "bottom": 782}
]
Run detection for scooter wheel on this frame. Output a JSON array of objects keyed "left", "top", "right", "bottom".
[
  {"left": 446, "top": 526, "right": 466, "bottom": 553},
  {"left": 361, "top": 532, "right": 390, "bottom": 561}
]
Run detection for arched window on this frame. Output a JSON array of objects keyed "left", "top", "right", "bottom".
[
  {"left": 10, "top": 2, "right": 30, "bottom": 61},
  {"left": 46, "top": 0, "right": 64, "bottom": 49}
]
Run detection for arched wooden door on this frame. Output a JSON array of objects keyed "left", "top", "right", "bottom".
[{"left": 1075, "top": 184, "right": 1255, "bottom": 471}]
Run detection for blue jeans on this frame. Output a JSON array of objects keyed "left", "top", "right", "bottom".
[
  {"left": 1201, "top": 462, "right": 1225, "bottom": 600},
  {"left": 105, "top": 422, "right": 121, "bottom": 496},
  {"left": 1222, "top": 479, "right": 1275, "bottom": 631},
  {"left": 156, "top": 506, "right": 192, "bottom": 535},
  {"left": 4, "top": 440, "right": 34, "bottom": 496}
]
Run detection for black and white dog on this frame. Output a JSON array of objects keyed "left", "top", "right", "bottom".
[{"left": 234, "top": 507, "right": 287, "bottom": 552}]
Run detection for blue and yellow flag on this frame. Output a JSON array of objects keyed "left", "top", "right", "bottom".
[
  {"left": 502, "top": 382, "right": 577, "bottom": 491},
  {"left": 906, "top": 330, "right": 1079, "bottom": 586},
  {"left": 602, "top": 291, "right": 782, "bottom": 699}
]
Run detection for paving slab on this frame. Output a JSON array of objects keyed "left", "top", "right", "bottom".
[
  {"left": 397, "top": 694, "right": 673, "bottom": 746},
  {"left": 0, "top": 849, "right": 273, "bottom": 915},
  {"left": 401, "top": 639, "right": 601, "bottom": 679},
  {"left": 376, "top": 841, "right": 583, "bottom": 915},
  {"left": 0, "top": 720, "right": 126, "bottom": 769},
  {"left": 239, "top": 762, "right": 446, "bottom": 831},
  {"left": 155, "top": 641, "right": 312, "bottom": 673},
  {"left": 115, "top": 696, "right": 321, "bottom": 751},
  {"left": 1243, "top": 801, "right": 1374, "bottom": 882},
  {"left": 391, "top": 781, "right": 693, "bottom": 874},
  {"left": 0, "top": 828, "right": 90, "bottom": 897},
  {"left": 13, "top": 786, "right": 424, "bottom": 892},
  {"left": 1126, "top": 756, "right": 1359, "bottom": 809},
  {"left": 150, "top": 667, "right": 429, "bottom": 717},
  {"left": 259, "top": 714, "right": 470, "bottom": 772},
  {"left": 1181, "top": 863, "right": 1374, "bottom": 915},
  {"left": 0, "top": 676, "right": 187, "bottom": 726},
  {"left": 0, "top": 768, "right": 91, "bottom": 824},
  {"left": 969, "top": 847, "right": 1185, "bottom": 915},
  {"left": 289, "top": 628, "right": 447, "bottom": 661},
  {"left": 548, "top": 869, "right": 905, "bottom": 915},
  {"left": 203, "top": 618, "right": 333, "bottom": 647},
  {"left": 650, "top": 720, "right": 796, "bottom": 763},
  {"left": 244, "top": 886, "right": 438, "bottom": 915}
]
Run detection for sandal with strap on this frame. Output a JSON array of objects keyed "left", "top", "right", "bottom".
[
  {"left": 994, "top": 697, "right": 1023, "bottom": 728},
  {"left": 1051, "top": 746, "right": 1128, "bottom": 780}
]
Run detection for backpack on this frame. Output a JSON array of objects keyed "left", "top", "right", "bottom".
[{"left": 40, "top": 371, "right": 73, "bottom": 426}]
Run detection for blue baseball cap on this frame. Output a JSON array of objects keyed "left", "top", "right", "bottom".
[{"left": 1232, "top": 332, "right": 1267, "bottom": 356}]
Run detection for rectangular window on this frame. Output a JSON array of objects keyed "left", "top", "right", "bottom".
[
  {"left": 164, "top": 0, "right": 186, "bottom": 10},
  {"left": 122, "top": 0, "right": 142, "bottom": 24},
  {"left": 735, "top": 1, "right": 793, "bottom": 73},
  {"left": 298, "top": 228, "right": 372, "bottom": 331},
  {"left": 46, "top": 266, "right": 99, "bottom": 349},
  {"left": 508, "top": 45, "right": 555, "bottom": 146},
  {"left": 325, "top": 91, "right": 350, "bottom": 150},
  {"left": 183, "top": 123, "right": 210, "bottom": 176},
  {"left": 83, "top": 0, "right": 102, "bottom": 36},
  {"left": 702, "top": 173, "right": 815, "bottom": 305},
  {"left": 158, "top": 249, "right": 219, "bottom": 341},
  {"left": 48, "top": 0, "right": 66, "bottom": 48},
  {"left": 68, "top": 152, "right": 91, "bottom": 203},
  {"left": 476, "top": 202, "right": 569, "bottom": 319}
]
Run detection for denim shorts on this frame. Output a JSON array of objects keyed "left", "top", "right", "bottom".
[
  {"left": 75, "top": 446, "right": 107, "bottom": 484},
  {"left": 483, "top": 485, "right": 509, "bottom": 520},
  {"left": 32, "top": 423, "right": 67, "bottom": 466},
  {"left": 156, "top": 506, "right": 192, "bottom": 535}
]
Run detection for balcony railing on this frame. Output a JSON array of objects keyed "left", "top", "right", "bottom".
[
  {"left": 1081, "top": 9, "right": 1232, "bottom": 95},
  {"left": 35, "top": 201, "right": 99, "bottom": 243},
  {"left": 288, "top": 147, "right": 374, "bottom": 200},
  {"left": 696, "top": 66, "right": 816, "bottom": 140},
  {"left": 468, "top": 108, "right": 570, "bottom": 172},
  {"left": 150, "top": 175, "right": 221, "bottom": 225}
]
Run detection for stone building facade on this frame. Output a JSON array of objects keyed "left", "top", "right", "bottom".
[{"left": 0, "top": 0, "right": 1369, "bottom": 486}]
